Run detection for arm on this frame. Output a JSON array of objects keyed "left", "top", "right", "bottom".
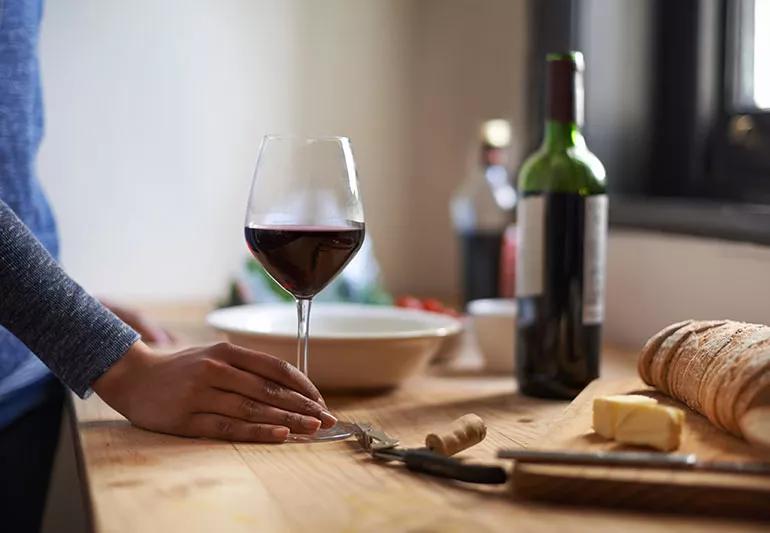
[
  {"left": 0, "top": 200, "right": 333, "bottom": 441},
  {"left": 0, "top": 199, "right": 138, "bottom": 396}
]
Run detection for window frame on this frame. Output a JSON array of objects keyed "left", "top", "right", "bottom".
[
  {"left": 525, "top": 0, "right": 770, "bottom": 245},
  {"left": 711, "top": 0, "right": 770, "bottom": 204}
]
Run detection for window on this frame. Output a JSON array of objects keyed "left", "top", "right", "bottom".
[
  {"left": 729, "top": 0, "right": 770, "bottom": 111},
  {"left": 752, "top": 0, "right": 770, "bottom": 108},
  {"left": 527, "top": 0, "right": 770, "bottom": 244},
  {"left": 715, "top": 0, "right": 770, "bottom": 204}
]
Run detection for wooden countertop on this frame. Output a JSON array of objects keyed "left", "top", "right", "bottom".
[{"left": 69, "top": 307, "right": 767, "bottom": 532}]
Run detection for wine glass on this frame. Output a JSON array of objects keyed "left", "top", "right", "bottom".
[{"left": 244, "top": 135, "right": 365, "bottom": 441}]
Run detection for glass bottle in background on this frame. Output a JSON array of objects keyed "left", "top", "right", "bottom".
[
  {"left": 451, "top": 119, "right": 517, "bottom": 306},
  {"left": 515, "top": 52, "right": 608, "bottom": 400},
  {"left": 498, "top": 223, "right": 517, "bottom": 299}
]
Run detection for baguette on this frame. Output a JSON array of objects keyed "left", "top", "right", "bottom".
[{"left": 638, "top": 320, "right": 770, "bottom": 439}]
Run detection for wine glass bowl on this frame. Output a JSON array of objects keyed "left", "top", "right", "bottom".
[
  {"left": 244, "top": 224, "right": 364, "bottom": 300},
  {"left": 244, "top": 135, "right": 365, "bottom": 441}
]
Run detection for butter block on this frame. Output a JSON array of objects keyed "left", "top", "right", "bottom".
[
  {"left": 614, "top": 404, "right": 685, "bottom": 451},
  {"left": 593, "top": 395, "right": 659, "bottom": 439}
]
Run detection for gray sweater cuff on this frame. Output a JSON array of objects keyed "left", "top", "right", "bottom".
[
  {"left": 0, "top": 199, "right": 140, "bottom": 397},
  {"left": 57, "top": 309, "right": 140, "bottom": 398}
]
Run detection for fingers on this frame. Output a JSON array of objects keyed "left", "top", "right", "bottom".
[
  {"left": 135, "top": 319, "right": 175, "bottom": 345},
  {"left": 214, "top": 343, "right": 325, "bottom": 406},
  {"left": 128, "top": 312, "right": 176, "bottom": 345},
  {"left": 105, "top": 301, "right": 176, "bottom": 346},
  {"left": 207, "top": 361, "right": 337, "bottom": 429},
  {"left": 187, "top": 413, "right": 290, "bottom": 443},
  {"left": 197, "top": 390, "right": 322, "bottom": 434}
]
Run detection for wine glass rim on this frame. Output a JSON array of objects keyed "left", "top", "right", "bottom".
[{"left": 263, "top": 134, "right": 350, "bottom": 143}]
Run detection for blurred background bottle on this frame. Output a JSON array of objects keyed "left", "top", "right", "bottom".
[{"left": 451, "top": 119, "right": 518, "bottom": 306}]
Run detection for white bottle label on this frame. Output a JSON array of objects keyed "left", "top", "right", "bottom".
[
  {"left": 515, "top": 196, "right": 545, "bottom": 297},
  {"left": 582, "top": 195, "right": 608, "bottom": 325}
]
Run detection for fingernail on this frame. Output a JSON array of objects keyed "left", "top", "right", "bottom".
[
  {"left": 301, "top": 416, "right": 322, "bottom": 431},
  {"left": 317, "top": 396, "right": 328, "bottom": 408},
  {"left": 319, "top": 410, "right": 337, "bottom": 427},
  {"left": 272, "top": 427, "right": 290, "bottom": 439}
]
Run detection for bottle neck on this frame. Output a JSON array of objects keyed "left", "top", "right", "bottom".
[
  {"left": 480, "top": 145, "right": 506, "bottom": 167},
  {"left": 544, "top": 53, "right": 585, "bottom": 152},
  {"left": 543, "top": 120, "right": 585, "bottom": 151}
]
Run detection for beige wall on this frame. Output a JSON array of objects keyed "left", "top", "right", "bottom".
[
  {"left": 39, "top": 0, "right": 301, "bottom": 301},
  {"left": 288, "top": 0, "right": 530, "bottom": 299},
  {"left": 38, "top": 0, "right": 528, "bottom": 302},
  {"left": 291, "top": 0, "right": 418, "bottom": 296},
  {"left": 606, "top": 230, "right": 770, "bottom": 349},
  {"left": 406, "top": 0, "right": 528, "bottom": 297}
]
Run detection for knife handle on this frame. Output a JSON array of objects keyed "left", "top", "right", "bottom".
[{"left": 400, "top": 449, "right": 507, "bottom": 484}]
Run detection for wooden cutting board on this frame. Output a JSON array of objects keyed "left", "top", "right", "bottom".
[{"left": 510, "top": 378, "right": 770, "bottom": 518}]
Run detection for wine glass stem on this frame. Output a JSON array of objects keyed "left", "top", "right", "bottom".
[{"left": 296, "top": 298, "right": 312, "bottom": 376}]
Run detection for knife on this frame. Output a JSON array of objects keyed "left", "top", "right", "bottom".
[{"left": 498, "top": 449, "right": 770, "bottom": 476}]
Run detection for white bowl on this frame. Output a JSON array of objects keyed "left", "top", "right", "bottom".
[
  {"left": 206, "top": 303, "right": 462, "bottom": 391},
  {"left": 467, "top": 298, "right": 516, "bottom": 373}
]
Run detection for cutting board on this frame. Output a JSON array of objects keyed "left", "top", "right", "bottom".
[{"left": 511, "top": 378, "right": 770, "bottom": 518}]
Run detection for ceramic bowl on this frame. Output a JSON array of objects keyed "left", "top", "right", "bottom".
[
  {"left": 467, "top": 298, "right": 516, "bottom": 373},
  {"left": 206, "top": 303, "right": 463, "bottom": 391}
]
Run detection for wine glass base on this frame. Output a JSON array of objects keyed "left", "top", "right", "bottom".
[{"left": 286, "top": 424, "right": 353, "bottom": 443}]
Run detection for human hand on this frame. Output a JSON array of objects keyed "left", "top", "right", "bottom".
[
  {"left": 101, "top": 299, "right": 176, "bottom": 346},
  {"left": 93, "top": 340, "right": 335, "bottom": 442}
]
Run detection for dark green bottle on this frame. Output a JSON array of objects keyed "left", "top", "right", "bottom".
[{"left": 515, "top": 52, "right": 607, "bottom": 399}]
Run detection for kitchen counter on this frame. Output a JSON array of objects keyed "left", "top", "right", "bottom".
[{"left": 68, "top": 305, "right": 766, "bottom": 532}]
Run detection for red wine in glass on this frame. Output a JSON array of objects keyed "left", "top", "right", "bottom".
[
  {"left": 245, "top": 135, "right": 365, "bottom": 442},
  {"left": 245, "top": 223, "right": 365, "bottom": 299}
]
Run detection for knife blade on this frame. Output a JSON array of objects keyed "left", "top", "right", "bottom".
[{"left": 498, "top": 449, "right": 770, "bottom": 476}]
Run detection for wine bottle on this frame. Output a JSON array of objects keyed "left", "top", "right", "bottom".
[
  {"left": 515, "top": 52, "right": 607, "bottom": 399},
  {"left": 451, "top": 119, "right": 517, "bottom": 305}
]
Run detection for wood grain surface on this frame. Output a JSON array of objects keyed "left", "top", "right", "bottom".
[
  {"left": 70, "top": 311, "right": 770, "bottom": 532},
  {"left": 512, "top": 377, "right": 770, "bottom": 519}
]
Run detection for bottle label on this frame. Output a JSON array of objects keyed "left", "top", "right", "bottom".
[
  {"left": 582, "top": 195, "right": 608, "bottom": 325},
  {"left": 515, "top": 193, "right": 607, "bottom": 325},
  {"left": 515, "top": 196, "right": 545, "bottom": 297}
]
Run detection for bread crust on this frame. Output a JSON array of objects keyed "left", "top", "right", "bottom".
[
  {"left": 637, "top": 320, "right": 692, "bottom": 386},
  {"left": 699, "top": 324, "right": 763, "bottom": 429},
  {"left": 732, "top": 348, "right": 770, "bottom": 429},
  {"left": 651, "top": 320, "right": 725, "bottom": 395},
  {"left": 715, "top": 333, "right": 770, "bottom": 434},
  {"left": 677, "top": 322, "right": 742, "bottom": 412}
]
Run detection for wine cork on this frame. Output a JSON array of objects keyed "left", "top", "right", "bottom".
[{"left": 425, "top": 414, "right": 487, "bottom": 457}]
